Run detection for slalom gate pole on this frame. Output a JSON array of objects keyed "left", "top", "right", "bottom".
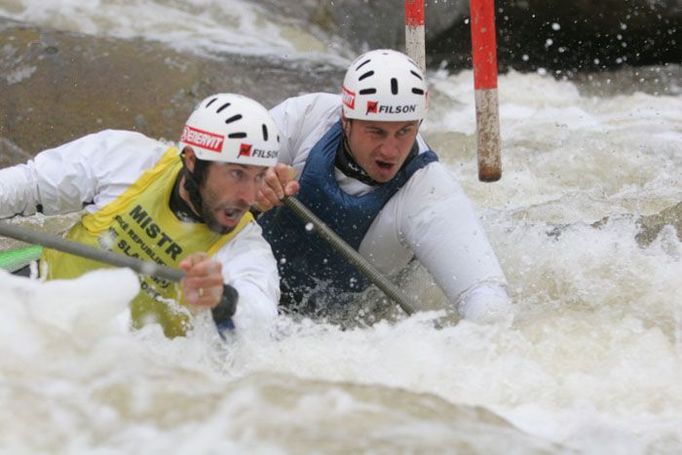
[
  {"left": 0, "top": 221, "right": 183, "bottom": 282},
  {"left": 469, "top": 0, "right": 502, "bottom": 181},
  {"left": 282, "top": 196, "right": 418, "bottom": 315},
  {"left": 404, "top": 0, "right": 426, "bottom": 73}
]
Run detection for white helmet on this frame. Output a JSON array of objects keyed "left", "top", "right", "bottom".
[
  {"left": 180, "top": 93, "right": 280, "bottom": 167},
  {"left": 341, "top": 49, "right": 428, "bottom": 122}
]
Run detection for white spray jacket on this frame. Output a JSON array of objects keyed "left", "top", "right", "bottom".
[
  {"left": 270, "top": 93, "right": 511, "bottom": 323},
  {"left": 0, "top": 130, "right": 279, "bottom": 330}
]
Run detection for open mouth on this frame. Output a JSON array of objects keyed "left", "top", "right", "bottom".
[
  {"left": 221, "top": 207, "right": 244, "bottom": 223},
  {"left": 376, "top": 160, "right": 394, "bottom": 170}
]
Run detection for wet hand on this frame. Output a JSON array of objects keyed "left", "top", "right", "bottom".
[
  {"left": 255, "top": 163, "right": 299, "bottom": 212},
  {"left": 179, "top": 252, "right": 224, "bottom": 313}
]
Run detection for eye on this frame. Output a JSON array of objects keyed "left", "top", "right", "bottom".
[
  {"left": 230, "top": 168, "right": 245, "bottom": 180},
  {"left": 397, "top": 125, "right": 414, "bottom": 137}
]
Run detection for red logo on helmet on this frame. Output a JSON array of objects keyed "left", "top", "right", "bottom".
[
  {"left": 238, "top": 143, "right": 252, "bottom": 158},
  {"left": 181, "top": 125, "right": 224, "bottom": 153},
  {"left": 342, "top": 86, "right": 355, "bottom": 109},
  {"left": 366, "top": 101, "right": 378, "bottom": 115}
]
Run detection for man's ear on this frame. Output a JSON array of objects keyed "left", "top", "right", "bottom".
[{"left": 182, "top": 146, "right": 197, "bottom": 172}]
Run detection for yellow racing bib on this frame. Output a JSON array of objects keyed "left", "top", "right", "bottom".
[{"left": 41, "top": 147, "right": 253, "bottom": 337}]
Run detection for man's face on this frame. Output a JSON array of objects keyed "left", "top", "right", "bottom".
[
  {"left": 199, "top": 162, "right": 266, "bottom": 234},
  {"left": 343, "top": 118, "right": 420, "bottom": 183}
]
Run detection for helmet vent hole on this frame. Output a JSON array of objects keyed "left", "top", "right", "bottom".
[
  {"left": 216, "top": 103, "right": 232, "bottom": 113},
  {"left": 412, "top": 88, "right": 425, "bottom": 95},
  {"left": 228, "top": 132, "right": 247, "bottom": 139},
  {"left": 391, "top": 78, "right": 398, "bottom": 95},
  {"left": 224, "top": 114, "right": 242, "bottom": 124},
  {"left": 359, "top": 70, "right": 374, "bottom": 81},
  {"left": 206, "top": 98, "right": 218, "bottom": 107},
  {"left": 262, "top": 124, "right": 269, "bottom": 141},
  {"left": 410, "top": 70, "right": 423, "bottom": 81},
  {"left": 359, "top": 88, "right": 376, "bottom": 95},
  {"left": 356, "top": 59, "right": 371, "bottom": 71}
]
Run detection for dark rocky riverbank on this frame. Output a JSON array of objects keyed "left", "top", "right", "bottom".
[
  {"left": 426, "top": 0, "right": 681, "bottom": 74},
  {"left": 294, "top": 0, "right": 681, "bottom": 73},
  {"left": 0, "top": 18, "right": 343, "bottom": 158}
]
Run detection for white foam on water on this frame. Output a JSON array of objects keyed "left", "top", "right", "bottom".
[
  {"left": 3, "top": 243, "right": 678, "bottom": 452},
  {"left": 0, "top": 0, "right": 351, "bottom": 64},
  {"left": 426, "top": 68, "right": 682, "bottom": 221}
]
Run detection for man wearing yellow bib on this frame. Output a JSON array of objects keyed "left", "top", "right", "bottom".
[{"left": 0, "top": 94, "right": 282, "bottom": 338}]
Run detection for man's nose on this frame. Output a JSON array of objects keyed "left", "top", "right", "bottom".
[{"left": 379, "top": 135, "right": 401, "bottom": 157}]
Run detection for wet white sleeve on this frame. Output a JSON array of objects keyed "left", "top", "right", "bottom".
[
  {"left": 269, "top": 93, "right": 342, "bottom": 171},
  {"left": 0, "top": 163, "right": 39, "bottom": 218},
  {"left": 213, "top": 221, "right": 280, "bottom": 331},
  {"left": 398, "top": 164, "right": 513, "bottom": 323},
  {"left": 456, "top": 283, "right": 514, "bottom": 324},
  {"left": 0, "top": 130, "right": 166, "bottom": 218}
]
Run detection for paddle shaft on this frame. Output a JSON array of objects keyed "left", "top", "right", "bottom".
[
  {"left": 1, "top": 207, "right": 419, "bottom": 314},
  {"left": 0, "top": 221, "right": 184, "bottom": 282},
  {"left": 282, "top": 196, "right": 418, "bottom": 315}
]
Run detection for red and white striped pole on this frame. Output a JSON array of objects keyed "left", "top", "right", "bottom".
[
  {"left": 470, "top": 0, "right": 502, "bottom": 181},
  {"left": 404, "top": 0, "right": 426, "bottom": 73}
]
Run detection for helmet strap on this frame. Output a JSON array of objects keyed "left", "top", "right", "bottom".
[{"left": 180, "top": 149, "right": 210, "bottom": 219}]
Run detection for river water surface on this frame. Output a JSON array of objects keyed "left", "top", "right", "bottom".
[{"left": 1, "top": 1, "right": 681, "bottom": 453}]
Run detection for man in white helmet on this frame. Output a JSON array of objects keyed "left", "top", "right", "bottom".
[
  {"left": 257, "top": 49, "right": 512, "bottom": 324},
  {"left": 0, "top": 94, "right": 282, "bottom": 337}
]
